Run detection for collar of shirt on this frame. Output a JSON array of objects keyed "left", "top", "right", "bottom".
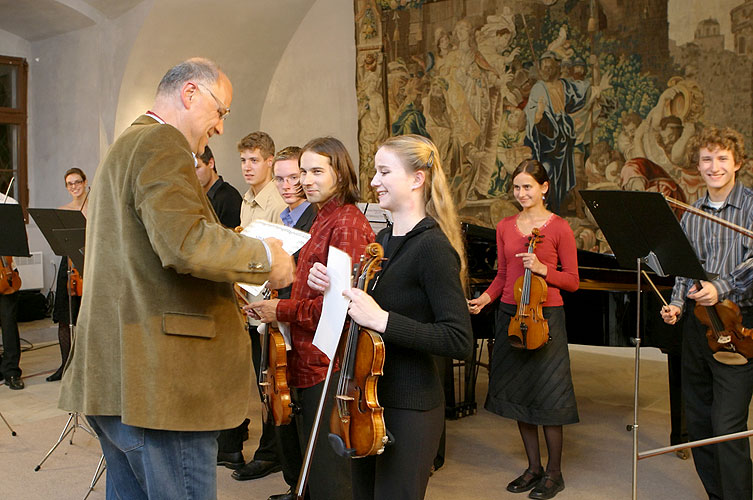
[
  {"left": 280, "top": 201, "right": 311, "bottom": 227},
  {"left": 699, "top": 181, "right": 746, "bottom": 211},
  {"left": 206, "top": 176, "right": 224, "bottom": 200},
  {"left": 145, "top": 111, "right": 165, "bottom": 124},
  {"left": 243, "top": 181, "right": 280, "bottom": 210}
]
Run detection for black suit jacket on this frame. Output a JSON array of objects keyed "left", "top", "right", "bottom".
[{"left": 207, "top": 176, "right": 243, "bottom": 228}]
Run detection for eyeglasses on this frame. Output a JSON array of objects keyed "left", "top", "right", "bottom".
[
  {"left": 274, "top": 174, "right": 301, "bottom": 186},
  {"left": 197, "top": 83, "right": 230, "bottom": 121},
  {"left": 66, "top": 179, "right": 84, "bottom": 188}
]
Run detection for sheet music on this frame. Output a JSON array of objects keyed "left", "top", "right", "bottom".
[
  {"left": 240, "top": 220, "right": 311, "bottom": 255},
  {"left": 312, "top": 246, "right": 352, "bottom": 360}
]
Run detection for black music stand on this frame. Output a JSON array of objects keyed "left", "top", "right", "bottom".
[
  {"left": 28, "top": 208, "right": 96, "bottom": 472},
  {"left": 0, "top": 203, "right": 29, "bottom": 437},
  {"left": 580, "top": 190, "right": 707, "bottom": 500}
]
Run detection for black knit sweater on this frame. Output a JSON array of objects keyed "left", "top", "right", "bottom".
[{"left": 369, "top": 216, "right": 473, "bottom": 410}]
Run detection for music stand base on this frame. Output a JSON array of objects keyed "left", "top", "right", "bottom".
[
  {"left": 35, "top": 412, "right": 96, "bottom": 471},
  {"left": 0, "top": 411, "right": 17, "bottom": 436}
]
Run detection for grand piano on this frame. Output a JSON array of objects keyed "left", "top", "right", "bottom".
[{"left": 447, "top": 223, "right": 680, "bottom": 419}]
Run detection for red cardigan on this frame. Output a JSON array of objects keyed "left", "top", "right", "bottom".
[{"left": 484, "top": 213, "right": 579, "bottom": 307}]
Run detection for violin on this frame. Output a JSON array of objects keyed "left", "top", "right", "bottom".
[
  {"left": 0, "top": 256, "right": 21, "bottom": 295},
  {"left": 68, "top": 258, "right": 83, "bottom": 297},
  {"left": 258, "top": 288, "right": 293, "bottom": 426},
  {"left": 329, "top": 242, "right": 389, "bottom": 458},
  {"left": 693, "top": 280, "right": 753, "bottom": 365},
  {"left": 508, "top": 228, "right": 550, "bottom": 350}
]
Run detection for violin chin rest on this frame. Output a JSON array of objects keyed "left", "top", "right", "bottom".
[
  {"left": 713, "top": 351, "right": 748, "bottom": 366},
  {"left": 327, "top": 433, "right": 355, "bottom": 458}
]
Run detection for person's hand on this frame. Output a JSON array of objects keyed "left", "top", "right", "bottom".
[
  {"left": 242, "top": 304, "right": 260, "bottom": 320},
  {"left": 687, "top": 281, "right": 719, "bottom": 307},
  {"left": 515, "top": 252, "right": 548, "bottom": 276},
  {"left": 265, "top": 238, "right": 295, "bottom": 290},
  {"left": 468, "top": 293, "right": 491, "bottom": 315},
  {"left": 342, "top": 288, "right": 388, "bottom": 333},
  {"left": 308, "top": 262, "right": 330, "bottom": 294},
  {"left": 661, "top": 304, "right": 682, "bottom": 325},
  {"left": 249, "top": 299, "right": 280, "bottom": 323}
]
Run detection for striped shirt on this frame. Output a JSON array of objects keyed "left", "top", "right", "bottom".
[{"left": 670, "top": 182, "right": 753, "bottom": 312}]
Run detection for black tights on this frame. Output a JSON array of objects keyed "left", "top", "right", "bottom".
[
  {"left": 51, "top": 322, "right": 71, "bottom": 377},
  {"left": 517, "top": 421, "right": 563, "bottom": 477}
]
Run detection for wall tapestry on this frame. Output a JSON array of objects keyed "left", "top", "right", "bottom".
[{"left": 353, "top": 0, "right": 753, "bottom": 251}]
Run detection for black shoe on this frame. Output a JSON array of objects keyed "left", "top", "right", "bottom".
[
  {"left": 507, "top": 469, "right": 544, "bottom": 493},
  {"left": 231, "top": 459, "right": 282, "bottom": 481},
  {"left": 529, "top": 474, "right": 564, "bottom": 499},
  {"left": 217, "top": 451, "right": 245, "bottom": 469},
  {"left": 46, "top": 370, "right": 63, "bottom": 382},
  {"left": 268, "top": 489, "right": 296, "bottom": 500},
  {"left": 5, "top": 376, "right": 24, "bottom": 390}
]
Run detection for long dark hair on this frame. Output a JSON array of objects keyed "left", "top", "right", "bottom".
[{"left": 300, "top": 137, "right": 359, "bottom": 204}]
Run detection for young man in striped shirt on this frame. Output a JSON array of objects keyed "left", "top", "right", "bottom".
[{"left": 661, "top": 126, "right": 753, "bottom": 499}]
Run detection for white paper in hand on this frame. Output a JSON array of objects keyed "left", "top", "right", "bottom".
[{"left": 313, "top": 246, "right": 352, "bottom": 360}]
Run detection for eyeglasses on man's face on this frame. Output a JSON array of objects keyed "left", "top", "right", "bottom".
[{"left": 197, "top": 83, "right": 230, "bottom": 121}]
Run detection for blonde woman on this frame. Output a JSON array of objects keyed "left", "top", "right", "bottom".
[{"left": 308, "top": 135, "right": 472, "bottom": 500}]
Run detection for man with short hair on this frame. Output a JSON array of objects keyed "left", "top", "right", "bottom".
[
  {"left": 661, "top": 126, "right": 753, "bottom": 499},
  {"left": 195, "top": 145, "right": 242, "bottom": 228},
  {"left": 250, "top": 137, "right": 373, "bottom": 500},
  {"left": 227, "top": 131, "right": 289, "bottom": 480},
  {"left": 239, "top": 131, "right": 287, "bottom": 227},
  {"left": 232, "top": 146, "right": 315, "bottom": 492},
  {"left": 58, "top": 57, "right": 294, "bottom": 499}
]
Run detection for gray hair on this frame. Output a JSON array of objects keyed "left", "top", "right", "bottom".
[{"left": 156, "top": 57, "right": 221, "bottom": 96}]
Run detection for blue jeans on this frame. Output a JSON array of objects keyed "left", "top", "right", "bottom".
[{"left": 86, "top": 415, "right": 219, "bottom": 500}]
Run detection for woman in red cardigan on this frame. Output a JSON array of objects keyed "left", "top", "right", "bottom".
[{"left": 469, "top": 159, "right": 579, "bottom": 500}]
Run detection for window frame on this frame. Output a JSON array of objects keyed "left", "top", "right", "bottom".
[{"left": 0, "top": 55, "right": 28, "bottom": 219}]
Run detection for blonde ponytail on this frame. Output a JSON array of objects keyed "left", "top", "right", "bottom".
[{"left": 379, "top": 135, "right": 468, "bottom": 289}]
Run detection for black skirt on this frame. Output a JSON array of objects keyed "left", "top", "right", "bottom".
[{"left": 484, "top": 302, "right": 579, "bottom": 426}]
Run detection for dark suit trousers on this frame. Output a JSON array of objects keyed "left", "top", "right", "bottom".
[
  {"left": 217, "top": 323, "right": 279, "bottom": 461},
  {"left": 0, "top": 292, "right": 21, "bottom": 378},
  {"left": 682, "top": 306, "right": 753, "bottom": 500}
]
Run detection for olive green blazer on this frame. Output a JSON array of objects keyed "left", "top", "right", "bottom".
[{"left": 59, "top": 116, "right": 270, "bottom": 431}]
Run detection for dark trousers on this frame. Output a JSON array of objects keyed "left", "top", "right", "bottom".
[
  {"left": 275, "top": 410, "right": 304, "bottom": 488},
  {"left": 667, "top": 352, "right": 688, "bottom": 446},
  {"left": 0, "top": 292, "right": 21, "bottom": 378},
  {"left": 217, "top": 323, "right": 279, "bottom": 461},
  {"left": 682, "top": 307, "right": 753, "bottom": 499},
  {"left": 351, "top": 405, "right": 444, "bottom": 500},
  {"left": 294, "top": 377, "right": 351, "bottom": 500}
]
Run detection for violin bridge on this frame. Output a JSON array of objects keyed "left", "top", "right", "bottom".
[
  {"left": 336, "top": 395, "right": 355, "bottom": 401},
  {"left": 717, "top": 335, "right": 732, "bottom": 345},
  {"left": 259, "top": 381, "right": 272, "bottom": 386}
]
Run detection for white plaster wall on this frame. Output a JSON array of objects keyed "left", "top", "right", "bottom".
[
  {"left": 14, "top": 1, "right": 152, "bottom": 291},
  {"left": 259, "top": 0, "right": 358, "bottom": 163}
]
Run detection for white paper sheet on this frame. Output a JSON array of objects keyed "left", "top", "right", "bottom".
[
  {"left": 240, "top": 220, "right": 311, "bottom": 255},
  {"left": 313, "top": 246, "right": 352, "bottom": 360}
]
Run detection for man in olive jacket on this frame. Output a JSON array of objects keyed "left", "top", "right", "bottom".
[{"left": 58, "top": 58, "right": 294, "bottom": 499}]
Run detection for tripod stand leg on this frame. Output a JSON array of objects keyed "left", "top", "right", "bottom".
[
  {"left": 35, "top": 413, "right": 76, "bottom": 471},
  {"left": 0, "top": 411, "right": 17, "bottom": 436},
  {"left": 83, "top": 454, "right": 106, "bottom": 500}
]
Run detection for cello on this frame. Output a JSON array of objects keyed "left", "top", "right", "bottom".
[
  {"left": 329, "top": 242, "right": 389, "bottom": 458},
  {"left": 508, "top": 228, "right": 550, "bottom": 350}
]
